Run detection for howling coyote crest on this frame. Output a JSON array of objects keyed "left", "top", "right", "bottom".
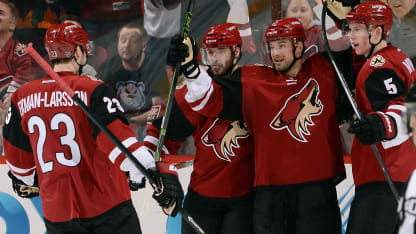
[
  {"left": 202, "top": 118, "right": 250, "bottom": 162},
  {"left": 270, "top": 78, "right": 323, "bottom": 142}
]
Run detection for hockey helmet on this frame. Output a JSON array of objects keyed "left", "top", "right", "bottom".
[
  {"left": 202, "top": 23, "right": 242, "bottom": 49},
  {"left": 346, "top": 1, "right": 393, "bottom": 37},
  {"left": 44, "top": 23, "right": 89, "bottom": 60},
  {"left": 265, "top": 18, "right": 306, "bottom": 44},
  {"left": 201, "top": 23, "right": 242, "bottom": 66}
]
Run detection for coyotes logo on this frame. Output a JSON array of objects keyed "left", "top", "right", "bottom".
[
  {"left": 202, "top": 118, "right": 250, "bottom": 162},
  {"left": 270, "top": 78, "right": 323, "bottom": 142}
]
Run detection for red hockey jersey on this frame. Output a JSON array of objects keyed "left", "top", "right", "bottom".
[
  {"left": 0, "top": 38, "right": 39, "bottom": 89},
  {"left": 351, "top": 45, "right": 416, "bottom": 187},
  {"left": 185, "top": 54, "right": 346, "bottom": 187},
  {"left": 3, "top": 72, "right": 143, "bottom": 222},
  {"left": 145, "top": 84, "right": 254, "bottom": 198}
]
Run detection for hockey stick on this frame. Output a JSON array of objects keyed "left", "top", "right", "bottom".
[
  {"left": 321, "top": 1, "right": 400, "bottom": 202},
  {"left": 154, "top": 0, "right": 195, "bottom": 162},
  {"left": 24, "top": 45, "right": 206, "bottom": 234}
]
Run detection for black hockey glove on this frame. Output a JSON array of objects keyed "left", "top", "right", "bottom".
[
  {"left": 8, "top": 171, "right": 40, "bottom": 198},
  {"left": 347, "top": 112, "right": 397, "bottom": 145},
  {"left": 167, "top": 35, "right": 188, "bottom": 67},
  {"left": 336, "top": 94, "right": 354, "bottom": 123},
  {"left": 167, "top": 35, "right": 200, "bottom": 78},
  {"left": 151, "top": 161, "right": 184, "bottom": 217},
  {"left": 126, "top": 172, "right": 146, "bottom": 191}
]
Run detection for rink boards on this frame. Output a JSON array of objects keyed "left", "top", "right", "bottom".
[{"left": 0, "top": 156, "right": 354, "bottom": 234}]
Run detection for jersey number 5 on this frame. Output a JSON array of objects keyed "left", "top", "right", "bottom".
[
  {"left": 28, "top": 113, "right": 81, "bottom": 173},
  {"left": 384, "top": 78, "right": 398, "bottom": 94}
]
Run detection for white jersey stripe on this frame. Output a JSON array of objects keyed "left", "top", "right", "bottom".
[
  {"left": 143, "top": 135, "right": 170, "bottom": 154},
  {"left": 185, "top": 68, "right": 212, "bottom": 103},
  {"left": 109, "top": 137, "right": 138, "bottom": 163},
  {"left": 381, "top": 112, "right": 410, "bottom": 149}
]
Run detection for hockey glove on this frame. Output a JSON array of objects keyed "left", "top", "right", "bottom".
[
  {"left": 126, "top": 172, "right": 146, "bottom": 191},
  {"left": 322, "top": 0, "right": 352, "bottom": 23},
  {"left": 151, "top": 161, "right": 184, "bottom": 217},
  {"left": 120, "top": 146, "right": 156, "bottom": 189},
  {"left": 167, "top": 35, "right": 200, "bottom": 78},
  {"left": 8, "top": 171, "right": 40, "bottom": 198},
  {"left": 347, "top": 112, "right": 397, "bottom": 145},
  {"left": 336, "top": 94, "right": 354, "bottom": 123}
]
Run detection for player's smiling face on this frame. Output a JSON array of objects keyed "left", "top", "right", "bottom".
[
  {"left": 348, "top": 23, "right": 371, "bottom": 57},
  {"left": 269, "top": 39, "right": 295, "bottom": 72},
  {"left": 207, "top": 47, "right": 233, "bottom": 75}
]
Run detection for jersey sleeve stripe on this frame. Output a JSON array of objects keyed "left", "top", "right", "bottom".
[
  {"left": 6, "top": 160, "right": 36, "bottom": 174},
  {"left": 143, "top": 135, "right": 169, "bottom": 154},
  {"left": 381, "top": 111, "right": 409, "bottom": 149},
  {"left": 7, "top": 163, "right": 36, "bottom": 186},
  {"left": 190, "top": 84, "right": 214, "bottom": 112},
  {"left": 185, "top": 68, "right": 212, "bottom": 104},
  {"left": 388, "top": 104, "right": 406, "bottom": 112},
  {"left": 109, "top": 137, "right": 139, "bottom": 163}
]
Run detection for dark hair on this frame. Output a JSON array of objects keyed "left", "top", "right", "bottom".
[
  {"left": 0, "top": 0, "right": 17, "bottom": 23},
  {"left": 59, "top": 14, "right": 85, "bottom": 29}
]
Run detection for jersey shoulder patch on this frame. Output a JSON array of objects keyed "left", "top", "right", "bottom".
[
  {"left": 14, "top": 43, "right": 27, "bottom": 56},
  {"left": 370, "top": 55, "right": 386, "bottom": 67}
]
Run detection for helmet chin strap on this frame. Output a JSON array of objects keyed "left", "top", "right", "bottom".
[
  {"left": 73, "top": 52, "right": 88, "bottom": 75},
  {"left": 366, "top": 30, "right": 383, "bottom": 59}
]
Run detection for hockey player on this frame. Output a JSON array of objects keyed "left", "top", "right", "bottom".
[
  {"left": 344, "top": 2, "right": 416, "bottom": 233},
  {"left": 3, "top": 23, "right": 183, "bottom": 234},
  {"left": 145, "top": 23, "right": 255, "bottom": 234},
  {"left": 397, "top": 84, "right": 416, "bottom": 234},
  {"left": 167, "top": 18, "right": 353, "bottom": 234}
]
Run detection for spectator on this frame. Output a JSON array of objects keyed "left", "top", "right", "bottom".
[
  {"left": 143, "top": 0, "right": 181, "bottom": 84},
  {"left": 98, "top": 23, "right": 165, "bottom": 141},
  {"left": 0, "top": 0, "right": 40, "bottom": 155},
  {"left": 383, "top": 0, "right": 416, "bottom": 65},
  {"left": 284, "top": 0, "right": 349, "bottom": 59},
  {"left": 79, "top": 0, "right": 143, "bottom": 57},
  {"left": 226, "top": 0, "right": 257, "bottom": 54},
  {"left": 0, "top": 0, "right": 40, "bottom": 101}
]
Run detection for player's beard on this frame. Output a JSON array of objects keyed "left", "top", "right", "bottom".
[{"left": 211, "top": 58, "right": 233, "bottom": 76}]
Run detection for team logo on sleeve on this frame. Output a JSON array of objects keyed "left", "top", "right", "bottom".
[
  {"left": 370, "top": 55, "right": 386, "bottom": 67},
  {"left": 14, "top": 43, "right": 27, "bottom": 56},
  {"left": 202, "top": 118, "right": 250, "bottom": 162},
  {"left": 270, "top": 78, "right": 323, "bottom": 142}
]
